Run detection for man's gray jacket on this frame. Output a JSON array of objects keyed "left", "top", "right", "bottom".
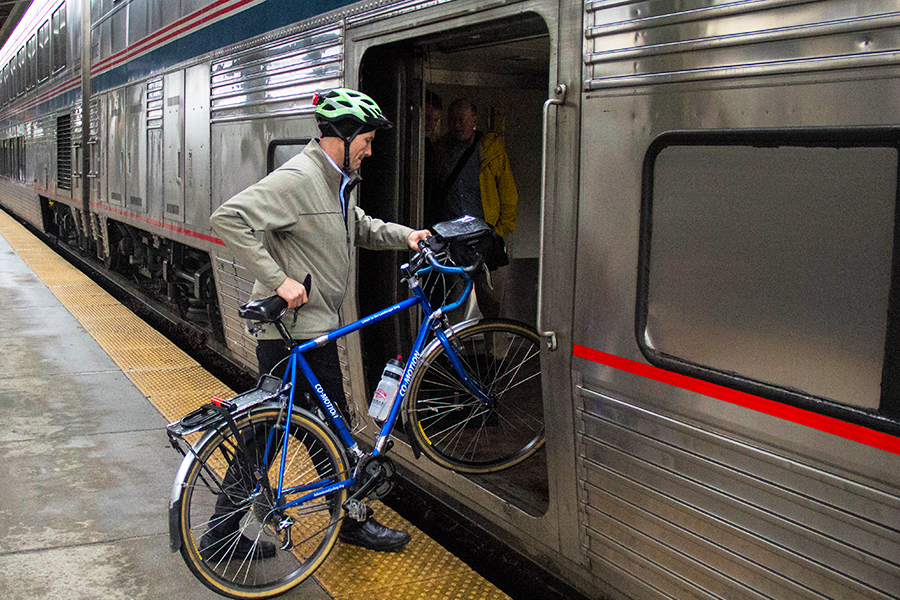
[{"left": 210, "top": 139, "right": 413, "bottom": 340}]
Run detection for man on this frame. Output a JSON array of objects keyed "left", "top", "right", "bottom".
[
  {"left": 208, "top": 88, "right": 429, "bottom": 556},
  {"left": 431, "top": 98, "right": 518, "bottom": 318}
]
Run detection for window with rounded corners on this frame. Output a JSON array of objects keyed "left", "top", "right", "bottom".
[
  {"left": 267, "top": 138, "right": 311, "bottom": 174},
  {"left": 52, "top": 4, "right": 66, "bottom": 73},
  {"left": 26, "top": 35, "right": 36, "bottom": 90},
  {"left": 637, "top": 129, "right": 900, "bottom": 433},
  {"left": 16, "top": 47, "right": 24, "bottom": 96},
  {"left": 38, "top": 21, "right": 50, "bottom": 83}
]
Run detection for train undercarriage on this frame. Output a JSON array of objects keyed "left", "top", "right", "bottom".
[{"left": 40, "top": 197, "right": 223, "bottom": 345}]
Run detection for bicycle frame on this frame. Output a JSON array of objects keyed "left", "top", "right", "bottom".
[{"left": 266, "top": 258, "right": 487, "bottom": 513}]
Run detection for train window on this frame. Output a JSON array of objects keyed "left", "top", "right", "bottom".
[
  {"left": 38, "top": 21, "right": 50, "bottom": 83},
  {"left": 638, "top": 130, "right": 900, "bottom": 426},
  {"left": 16, "top": 47, "right": 24, "bottom": 96},
  {"left": 26, "top": 35, "right": 36, "bottom": 90},
  {"left": 267, "top": 139, "right": 310, "bottom": 174},
  {"left": 52, "top": 3, "right": 67, "bottom": 73},
  {"left": 7, "top": 59, "right": 14, "bottom": 101}
]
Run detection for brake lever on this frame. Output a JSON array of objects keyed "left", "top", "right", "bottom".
[{"left": 425, "top": 234, "right": 446, "bottom": 253}]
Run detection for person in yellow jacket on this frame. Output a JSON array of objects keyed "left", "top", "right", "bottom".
[{"left": 429, "top": 98, "right": 519, "bottom": 317}]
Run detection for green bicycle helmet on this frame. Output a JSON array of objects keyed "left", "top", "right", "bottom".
[
  {"left": 313, "top": 88, "right": 392, "bottom": 172},
  {"left": 314, "top": 88, "right": 392, "bottom": 139}
]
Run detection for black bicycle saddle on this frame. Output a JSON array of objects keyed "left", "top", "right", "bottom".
[
  {"left": 239, "top": 295, "right": 288, "bottom": 322},
  {"left": 238, "top": 274, "right": 312, "bottom": 322}
]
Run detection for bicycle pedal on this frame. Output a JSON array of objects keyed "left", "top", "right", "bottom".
[{"left": 343, "top": 499, "right": 368, "bottom": 523}]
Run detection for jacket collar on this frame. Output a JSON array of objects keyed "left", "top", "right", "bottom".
[{"left": 305, "top": 139, "right": 362, "bottom": 189}]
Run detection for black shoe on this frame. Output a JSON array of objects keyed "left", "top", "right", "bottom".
[
  {"left": 339, "top": 517, "right": 411, "bottom": 552},
  {"left": 199, "top": 529, "right": 277, "bottom": 561}
]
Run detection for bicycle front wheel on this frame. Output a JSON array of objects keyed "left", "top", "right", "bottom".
[
  {"left": 175, "top": 405, "right": 348, "bottom": 599},
  {"left": 407, "top": 319, "right": 545, "bottom": 473}
]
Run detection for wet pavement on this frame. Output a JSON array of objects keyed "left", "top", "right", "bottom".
[{"left": 0, "top": 228, "right": 332, "bottom": 600}]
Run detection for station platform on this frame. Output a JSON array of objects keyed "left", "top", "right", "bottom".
[{"left": 0, "top": 208, "right": 512, "bottom": 600}]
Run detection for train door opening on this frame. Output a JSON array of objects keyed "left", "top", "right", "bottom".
[{"left": 358, "top": 13, "right": 551, "bottom": 515}]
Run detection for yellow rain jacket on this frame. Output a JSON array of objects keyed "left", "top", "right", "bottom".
[{"left": 477, "top": 133, "right": 518, "bottom": 237}]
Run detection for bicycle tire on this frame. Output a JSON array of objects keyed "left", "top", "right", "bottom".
[
  {"left": 175, "top": 405, "right": 348, "bottom": 599},
  {"left": 407, "top": 319, "right": 545, "bottom": 473}
]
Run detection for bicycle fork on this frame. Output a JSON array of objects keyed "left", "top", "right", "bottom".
[{"left": 432, "top": 322, "right": 495, "bottom": 408}]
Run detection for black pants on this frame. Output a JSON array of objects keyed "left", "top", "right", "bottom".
[
  {"left": 207, "top": 339, "right": 350, "bottom": 537},
  {"left": 256, "top": 339, "right": 350, "bottom": 425}
]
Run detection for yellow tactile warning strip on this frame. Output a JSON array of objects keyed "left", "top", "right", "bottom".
[{"left": 0, "top": 209, "right": 512, "bottom": 600}]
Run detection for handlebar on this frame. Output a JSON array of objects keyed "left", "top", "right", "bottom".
[{"left": 411, "top": 235, "right": 484, "bottom": 276}]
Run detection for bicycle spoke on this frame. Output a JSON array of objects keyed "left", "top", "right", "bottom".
[
  {"left": 409, "top": 321, "right": 545, "bottom": 472},
  {"left": 176, "top": 408, "right": 346, "bottom": 598}
]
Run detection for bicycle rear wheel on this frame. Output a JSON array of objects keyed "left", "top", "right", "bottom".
[
  {"left": 175, "top": 405, "right": 348, "bottom": 599},
  {"left": 407, "top": 319, "right": 545, "bottom": 473}
]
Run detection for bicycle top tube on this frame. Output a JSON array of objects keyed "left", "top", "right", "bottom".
[{"left": 291, "top": 244, "right": 475, "bottom": 356}]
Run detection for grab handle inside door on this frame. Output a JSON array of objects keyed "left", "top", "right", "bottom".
[{"left": 537, "top": 84, "right": 567, "bottom": 351}]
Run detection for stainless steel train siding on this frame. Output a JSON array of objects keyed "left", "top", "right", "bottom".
[
  {"left": 0, "top": 1, "right": 899, "bottom": 599},
  {"left": 575, "top": 0, "right": 900, "bottom": 598}
]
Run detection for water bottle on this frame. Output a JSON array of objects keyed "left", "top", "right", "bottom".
[{"left": 369, "top": 356, "right": 404, "bottom": 422}]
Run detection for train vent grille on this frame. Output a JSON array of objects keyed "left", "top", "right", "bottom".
[{"left": 56, "top": 113, "right": 72, "bottom": 191}]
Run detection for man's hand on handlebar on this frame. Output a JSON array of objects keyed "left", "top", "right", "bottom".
[{"left": 407, "top": 229, "right": 430, "bottom": 251}]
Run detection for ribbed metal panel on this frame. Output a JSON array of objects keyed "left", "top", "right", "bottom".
[
  {"left": 346, "top": 0, "right": 454, "bottom": 27},
  {"left": 584, "top": 0, "right": 900, "bottom": 90},
  {"left": 212, "top": 248, "right": 257, "bottom": 367},
  {"left": 55, "top": 113, "right": 71, "bottom": 191},
  {"left": 32, "top": 116, "right": 54, "bottom": 144},
  {"left": 71, "top": 104, "right": 82, "bottom": 141},
  {"left": 0, "top": 180, "right": 41, "bottom": 230},
  {"left": 209, "top": 24, "right": 343, "bottom": 123},
  {"left": 147, "top": 77, "right": 163, "bottom": 130},
  {"left": 88, "top": 98, "right": 100, "bottom": 141},
  {"left": 576, "top": 385, "right": 900, "bottom": 599}
]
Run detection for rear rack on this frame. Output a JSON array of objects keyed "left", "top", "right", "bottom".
[{"left": 166, "top": 374, "right": 284, "bottom": 440}]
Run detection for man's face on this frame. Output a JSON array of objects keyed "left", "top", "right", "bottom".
[
  {"left": 449, "top": 105, "right": 477, "bottom": 144},
  {"left": 347, "top": 130, "right": 376, "bottom": 172}
]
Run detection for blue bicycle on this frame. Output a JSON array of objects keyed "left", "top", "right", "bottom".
[{"left": 166, "top": 216, "right": 545, "bottom": 598}]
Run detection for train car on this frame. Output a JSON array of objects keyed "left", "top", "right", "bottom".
[{"left": 1, "top": 0, "right": 899, "bottom": 598}]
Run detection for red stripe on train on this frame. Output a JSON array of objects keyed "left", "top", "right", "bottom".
[
  {"left": 91, "top": 203, "right": 225, "bottom": 246},
  {"left": 92, "top": 0, "right": 259, "bottom": 75},
  {"left": 572, "top": 343, "right": 900, "bottom": 454}
]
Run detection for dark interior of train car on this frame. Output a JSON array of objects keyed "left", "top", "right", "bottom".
[{"left": 358, "top": 13, "right": 551, "bottom": 516}]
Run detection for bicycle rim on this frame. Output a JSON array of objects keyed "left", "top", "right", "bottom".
[
  {"left": 177, "top": 407, "right": 347, "bottom": 599},
  {"left": 408, "top": 320, "right": 545, "bottom": 473}
]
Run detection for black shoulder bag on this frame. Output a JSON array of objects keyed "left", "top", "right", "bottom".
[{"left": 438, "top": 132, "right": 509, "bottom": 271}]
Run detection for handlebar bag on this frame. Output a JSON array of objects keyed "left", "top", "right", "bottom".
[{"left": 433, "top": 215, "right": 494, "bottom": 267}]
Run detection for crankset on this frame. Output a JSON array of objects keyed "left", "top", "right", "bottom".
[
  {"left": 362, "top": 455, "right": 396, "bottom": 499},
  {"left": 342, "top": 454, "right": 397, "bottom": 515}
]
